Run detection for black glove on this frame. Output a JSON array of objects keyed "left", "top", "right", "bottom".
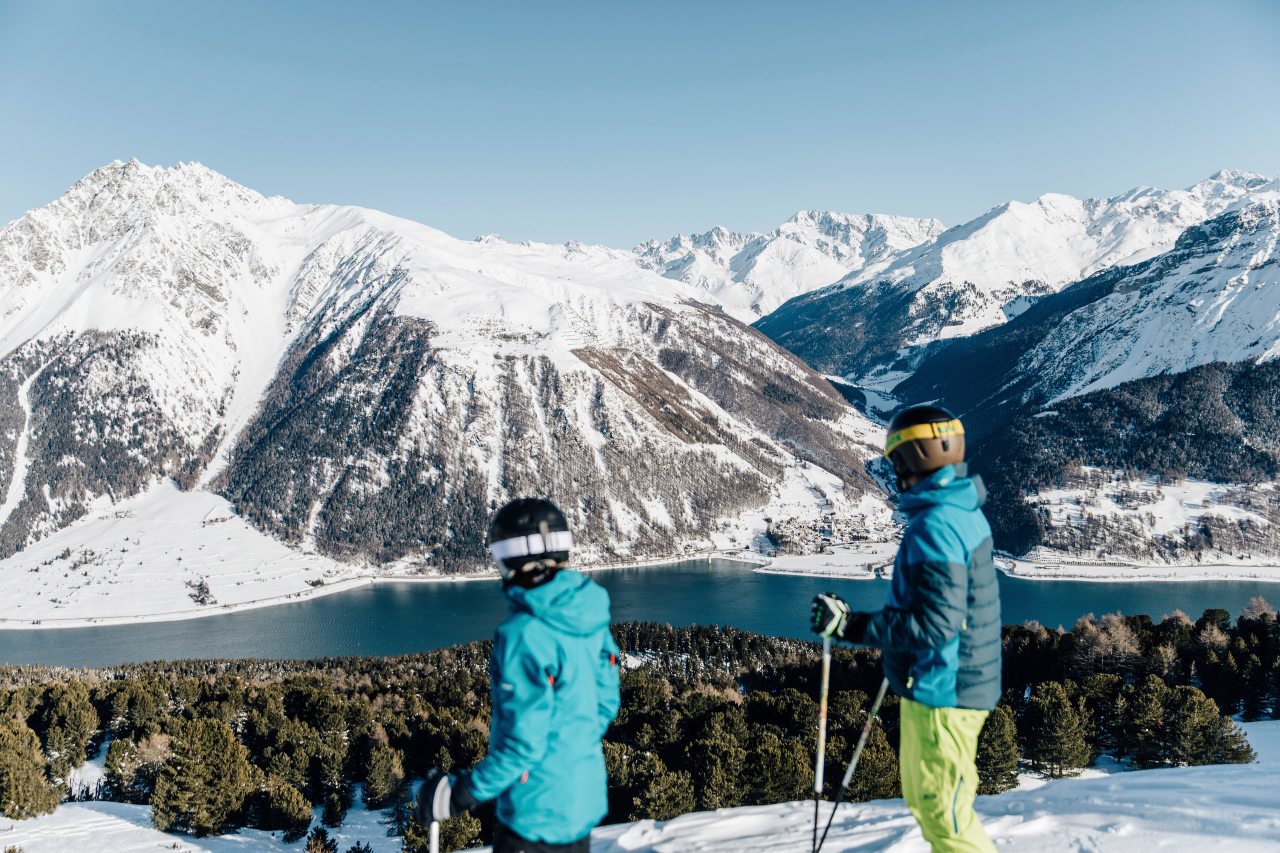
[
  {"left": 811, "top": 593, "right": 870, "bottom": 642},
  {"left": 416, "top": 768, "right": 481, "bottom": 823}
]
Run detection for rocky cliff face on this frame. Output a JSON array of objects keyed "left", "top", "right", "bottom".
[{"left": 0, "top": 160, "right": 887, "bottom": 571}]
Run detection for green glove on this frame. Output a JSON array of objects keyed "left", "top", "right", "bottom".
[
  {"left": 812, "top": 593, "right": 850, "bottom": 638},
  {"left": 811, "top": 593, "right": 870, "bottom": 641}
]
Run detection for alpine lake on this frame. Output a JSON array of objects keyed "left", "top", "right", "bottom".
[{"left": 2, "top": 558, "right": 1278, "bottom": 668}]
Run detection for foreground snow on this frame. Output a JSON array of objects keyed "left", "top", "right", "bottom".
[{"left": 6, "top": 724, "right": 1278, "bottom": 852}]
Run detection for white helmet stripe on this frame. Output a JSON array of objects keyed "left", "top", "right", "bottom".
[{"left": 488, "top": 530, "right": 573, "bottom": 562}]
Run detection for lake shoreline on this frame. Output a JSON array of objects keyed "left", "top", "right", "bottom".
[{"left": 0, "top": 550, "right": 773, "bottom": 631}]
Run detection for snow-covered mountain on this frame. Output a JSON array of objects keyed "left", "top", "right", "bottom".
[
  {"left": 755, "top": 171, "right": 1276, "bottom": 382},
  {"left": 899, "top": 187, "right": 1280, "bottom": 420},
  {"left": 890, "top": 190, "right": 1280, "bottom": 562},
  {"left": 633, "top": 211, "right": 945, "bottom": 321},
  {"left": 0, "top": 159, "right": 889, "bottom": 620},
  {"left": 1010, "top": 190, "right": 1280, "bottom": 402}
]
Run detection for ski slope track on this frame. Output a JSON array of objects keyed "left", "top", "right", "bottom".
[
  {"left": 0, "top": 160, "right": 891, "bottom": 625},
  {"left": 755, "top": 170, "right": 1278, "bottom": 381}
]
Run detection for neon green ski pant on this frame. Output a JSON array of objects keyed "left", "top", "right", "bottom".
[{"left": 899, "top": 698, "right": 997, "bottom": 853}]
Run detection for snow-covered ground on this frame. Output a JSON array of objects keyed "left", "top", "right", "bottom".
[
  {"left": 755, "top": 543, "right": 899, "bottom": 579},
  {"left": 0, "top": 793, "right": 417, "bottom": 853},
  {"left": 5, "top": 724, "right": 1278, "bottom": 852},
  {"left": 1000, "top": 558, "right": 1280, "bottom": 583},
  {"left": 0, "top": 480, "right": 367, "bottom": 628},
  {"left": 982, "top": 467, "right": 1280, "bottom": 581}
]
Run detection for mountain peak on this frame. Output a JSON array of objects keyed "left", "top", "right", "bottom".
[{"left": 1201, "top": 168, "right": 1272, "bottom": 189}]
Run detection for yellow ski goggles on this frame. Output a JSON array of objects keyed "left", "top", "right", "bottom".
[{"left": 884, "top": 419, "right": 964, "bottom": 457}]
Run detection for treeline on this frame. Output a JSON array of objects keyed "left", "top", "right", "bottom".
[{"left": 0, "top": 614, "right": 1262, "bottom": 852}]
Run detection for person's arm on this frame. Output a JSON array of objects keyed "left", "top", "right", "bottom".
[
  {"left": 465, "top": 625, "right": 558, "bottom": 802},
  {"left": 595, "top": 631, "right": 622, "bottom": 738},
  {"left": 861, "top": 523, "right": 968, "bottom": 651}
]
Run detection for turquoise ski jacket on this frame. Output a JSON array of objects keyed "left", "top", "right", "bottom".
[
  {"left": 467, "top": 569, "right": 621, "bottom": 844},
  {"left": 862, "top": 463, "right": 1002, "bottom": 710}
]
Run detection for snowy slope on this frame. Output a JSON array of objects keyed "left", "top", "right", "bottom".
[
  {"left": 634, "top": 211, "right": 945, "bottom": 321},
  {"left": 755, "top": 171, "right": 1276, "bottom": 379},
  {"left": 6, "top": 722, "right": 1279, "bottom": 852},
  {"left": 1013, "top": 191, "right": 1280, "bottom": 402},
  {"left": 0, "top": 160, "right": 891, "bottom": 622}
]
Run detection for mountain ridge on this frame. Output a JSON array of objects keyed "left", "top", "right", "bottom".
[
  {"left": 0, "top": 160, "right": 888, "bottom": 621},
  {"left": 752, "top": 169, "right": 1276, "bottom": 383}
]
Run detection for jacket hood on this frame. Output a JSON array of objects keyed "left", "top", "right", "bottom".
[
  {"left": 504, "top": 569, "right": 612, "bottom": 637},
  {"left": 899, "top": 462, "right": 987, "bottom": 515}
]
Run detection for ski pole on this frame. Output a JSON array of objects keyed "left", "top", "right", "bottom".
[
  {"left": 812, "top": 636, "right": 832, "bottom": 853},
  {"left": 429, "top": 819, "right": 440, "bottom": 853},
  {"left": 815, "top": 677, "right": 890, "bottom": 853}
]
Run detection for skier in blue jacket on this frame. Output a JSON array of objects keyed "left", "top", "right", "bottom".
[
  {"left": 417, "top": 498, "right": 621, "bottom": 853},
  {"left": 811, "top": 405, "right": 1001, "bottom": 853}
]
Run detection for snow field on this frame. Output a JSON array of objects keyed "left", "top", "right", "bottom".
[{"left": 0, "top": 480, "right": 360, "bottom": 628}]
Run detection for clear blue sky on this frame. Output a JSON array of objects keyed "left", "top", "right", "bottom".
[{"left": 2, "top": 0, "right": 1278, "bottom": 247}]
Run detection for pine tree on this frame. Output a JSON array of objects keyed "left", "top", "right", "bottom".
[
  {"left": 976, "top": 705, "right": 1020, "bottom": 794},
  {"left": 103, "top": 734, "right": 170, "bottom": 804},
  {"left": 1271, "top": 658, "right": 1280, "bottom": 720},
  {"left": 258, "top": 777, "right": 314, "bottom": 842},
  {"left": 1164, "top": 686, "right": 1221, "bottom": 766},
  {"left": 1207, "top": 714, "right": 1256, "bottom": 765},
  {"left": 403, "top": 814, "right": 482, "bottom": 853},
  {"left": 686, "top": 713, "right": 746, "bottom": 810},
  {"left": 1217, "top": 651, "right": 1246, "bottom": 716},
  {"left": 1022, "top": 682, "right": 1090, "bottom": 778},
  {"left": 1242, "top": 654, "right": 1269, "bottom": 721},
  {"left": 0, "top": 722, "right": 59, "bottom": 820},
  {"left": 383, "top": 781, "right": 413, "bottom": 837},
  {"left": 1078, "top": 674, "right": 1123, "bottom": 754},
  {"left": 305, "top": 826, "right": 339, "bottom": 853},
  {"left": 150, "top": 718, "right": 255, "bottom": 836},
  {"left": 847, "top": 726, "right": 900, "bottom": 802},
  {"left": 742, "top": 726, "right": 813, "bottom": 805},
  {"left": 322, "top": 790, "right": 347, "bottom": 828},
  {"left": 630, "top": 769, "right": 695, "bottom": 821},
  {"left": 1121, "top": 676, "right": 1169, "bottom": 769},
  {"left": 36, "top": 682, "right": 99, "bottom": 787},
  {"left": 362, "top": 743, "right": 404, "bottom": 810},
  {"left": 344, "top": 844, "right": 373, "bottom": 853}
]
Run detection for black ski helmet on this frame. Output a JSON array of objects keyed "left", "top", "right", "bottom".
[
  {"left": 487, "top": 498, "right": 572, "bottom": 586},
  {"left": 884, "top": 404, "right": 965, "bottom": 476}
]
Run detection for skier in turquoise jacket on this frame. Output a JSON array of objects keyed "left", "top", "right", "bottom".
[
  {"left": 417, "top": 498, "right": 621, "bottom": 853},
  {"left": 811, "top": 405, "right": 1001, "bottom": 853}
]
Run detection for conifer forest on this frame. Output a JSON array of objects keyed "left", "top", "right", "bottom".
[{"left": 0, "top": 605, "right": 1266, "bottom": 852}]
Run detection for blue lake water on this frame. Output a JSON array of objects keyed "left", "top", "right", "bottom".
[{"left": 1, "top": 559, "right": 1277, "bottom": 668}]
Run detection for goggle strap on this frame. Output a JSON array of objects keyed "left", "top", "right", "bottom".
[
  {"left": 883, "top": 419, "right": 964, "bottom": 457},
  {"left": 488, "top": 530, "right": 573, "bottom": 562}
]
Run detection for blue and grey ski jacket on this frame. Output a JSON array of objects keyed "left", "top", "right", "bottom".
[
  {"left": 467, "top": 569, "right": 621, "bottom": 844},
  {"left": 862, "top": 463, "right": 1002, "bottom": 710}
]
